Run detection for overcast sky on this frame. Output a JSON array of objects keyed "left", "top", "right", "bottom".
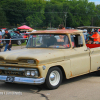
[{"left": 89, "top": 0, "right": 100, "bottom": 5}]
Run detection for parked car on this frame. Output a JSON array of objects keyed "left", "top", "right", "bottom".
[{"left": 2, "top": 32, "right": 25, "bottom": 45}]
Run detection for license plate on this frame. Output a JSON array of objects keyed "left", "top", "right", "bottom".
[{"left": 6, "top": 76, "right": 15, "bottom": 82}]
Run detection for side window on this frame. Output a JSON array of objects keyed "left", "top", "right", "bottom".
[{"left": 71, "top": 34, "right": 83, "bottom": 47}]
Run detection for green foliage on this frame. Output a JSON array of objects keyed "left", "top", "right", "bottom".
[
  {"left": 93, "top": 5, "right": 100, "bottom": 26},
  {"left": 25, "top": 0, "right": 46, "bottom": 27},
  {"left": 0, "top": 0, "right": 100, "bottom": 28},
  {"left": 0, "top": 6, "right": 9, "bottom": 27},
  {"left": 44, "top": 1, "right": 64, "bottom": 27},
  {"left": 1, "top": 0, "right": 27, "bottom": 26}
]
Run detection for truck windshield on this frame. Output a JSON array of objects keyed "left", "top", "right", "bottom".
[{"left": 26, "top": 34, "right": 70, "bottom": 49}]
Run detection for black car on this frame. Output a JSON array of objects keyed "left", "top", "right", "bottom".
[{"left": 2, "top": 32, "right": 25, "bottom": 45}]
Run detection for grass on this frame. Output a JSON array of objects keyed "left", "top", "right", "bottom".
[{"left": 12, "top": 40, "right": 27, "bottom": 46}]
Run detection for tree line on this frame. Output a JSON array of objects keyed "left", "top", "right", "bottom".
[{"left": 0, "top": 0, "right": 100, "bottom": 29}]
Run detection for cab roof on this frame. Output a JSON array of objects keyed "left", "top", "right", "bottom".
[{"left": 30, "top": 29, "right": 83, "bottom": 35}]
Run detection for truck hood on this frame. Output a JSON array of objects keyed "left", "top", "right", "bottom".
[{"left": 0, "top": 48, "right": 65, "bottom": 64}]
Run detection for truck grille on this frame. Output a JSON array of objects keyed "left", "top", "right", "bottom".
[{"left": 1, "top": 70, "right": 24, "bottom": 76}]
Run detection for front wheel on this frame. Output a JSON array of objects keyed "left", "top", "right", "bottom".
[{"left": 45, "top": 67, "right": 63, "bottom": 90}]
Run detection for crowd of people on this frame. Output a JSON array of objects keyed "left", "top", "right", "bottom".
[
  {"left": 58, "top": 24, "right": 100, "bottom": 45},
  {"left": 86, "top": 29, "right": 100, "bottom": 44}
]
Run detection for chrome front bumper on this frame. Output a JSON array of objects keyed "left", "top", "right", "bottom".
[{"left": 0, "top": 75, "right": 45, "bottom": 85}]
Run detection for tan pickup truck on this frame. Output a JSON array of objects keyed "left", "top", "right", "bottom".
[{"left": 0, "top": 29, "right": 100, "bottom": 90}]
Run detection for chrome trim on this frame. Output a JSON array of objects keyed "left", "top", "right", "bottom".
[
  {"left": 0, "top": 67, "right": 37, "bottom": 71},
  {"left": 0, "top": 75, "right": 45, "bottom": 85}
]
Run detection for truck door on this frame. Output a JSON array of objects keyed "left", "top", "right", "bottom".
[
  {"left": 68, "top": 34, "right": 90, "bottom": 77},
  {"left": 90, "top": 47, "right": 100, "bottom": 72}
]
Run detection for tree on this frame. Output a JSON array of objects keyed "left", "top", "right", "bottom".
[
  {"left": 0, "top": 0, "right": 99, "bottom": 28},
  {"left": 1, "top": 0, "right": 27, "bottom": 27},
  {"left": 0, "top": 6, "right": 9, "bottom": 28},
  {"left": 44, "top": 0, "right": 64, "bottom": 28},
  {"left": 25, "top": 0, "right": 46, "bottom": 28},
  {"left": 94, "top": 4, "right": 100, "bottom": 26}
]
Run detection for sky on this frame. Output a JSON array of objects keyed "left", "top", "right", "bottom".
[{"left": 89, "top": 0, "right": 100, "bottom": 5}]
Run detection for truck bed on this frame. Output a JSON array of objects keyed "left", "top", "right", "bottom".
[{"left": 86, "top": 44, "right": 100, "bottom": 48}]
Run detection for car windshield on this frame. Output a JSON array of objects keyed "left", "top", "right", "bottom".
[{"left": 26, "top": 34, "right": 70, "bottom": 49}]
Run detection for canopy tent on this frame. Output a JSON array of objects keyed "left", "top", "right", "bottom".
[{"left": 17, "top": 25, "right": 33, "bottom": 29}]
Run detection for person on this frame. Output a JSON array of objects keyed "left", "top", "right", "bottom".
[
  {"left": 58, "top": 24, "right": 71, "bottom": 48},
  {"left": 57, "top": 35, "right": 64, "bottom": 42},
  {"left": 58, "top": 24, "right": 65, "bottom": 42},
  {"left": 58, "top": 24, "right": 65, "bottom": 29},
  {"left": 90, "top": 29, "right": 100, "bottom": 44},
  {"left": 87, "top": 37, "right": 93, "bottom": 44},
  {"left": 3, "top": 29, "right": 12, "bottom": 51},
  {"left": 47, "top": 36, "right": 57, "bottom": 47},
  {"left": 57, "top": 24, "right": 65, "bottom": 42},
  {"left": 86, "top": 29, "right": 93, "bottom": 43},
  {"left": 56, "top": 34, "right": 71, "bottom": 48}
]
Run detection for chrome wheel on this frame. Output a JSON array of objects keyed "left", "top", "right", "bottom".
[{"left": 49, "top": 70, "right": 60, "bottom": 86}]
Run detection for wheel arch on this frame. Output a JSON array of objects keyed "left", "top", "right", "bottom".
[
  {"left": 47, "top": 65, "right": 66, "bottom": 80},
  {"left": 44, "top": 65, "right": 64, "bottom": 89}
]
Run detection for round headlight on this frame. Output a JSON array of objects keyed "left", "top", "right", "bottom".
[
  {"left": 26, "top": 71, "right": 30, "bottom": 76},
  {"left": 31, "top": 71, "right": 35, "bottom": 76}
]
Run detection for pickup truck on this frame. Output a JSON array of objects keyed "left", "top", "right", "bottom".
[{"left": 0, "top": 29, "right": 100, "bottom": 90}]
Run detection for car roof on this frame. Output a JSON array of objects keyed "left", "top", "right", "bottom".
[{"left": 30, "top": 29, "right": 83, "bottom": 35}]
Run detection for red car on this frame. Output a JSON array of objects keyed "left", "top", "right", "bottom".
[{"left": 20, "top": 33, "right": 30, "bottom": 38}]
